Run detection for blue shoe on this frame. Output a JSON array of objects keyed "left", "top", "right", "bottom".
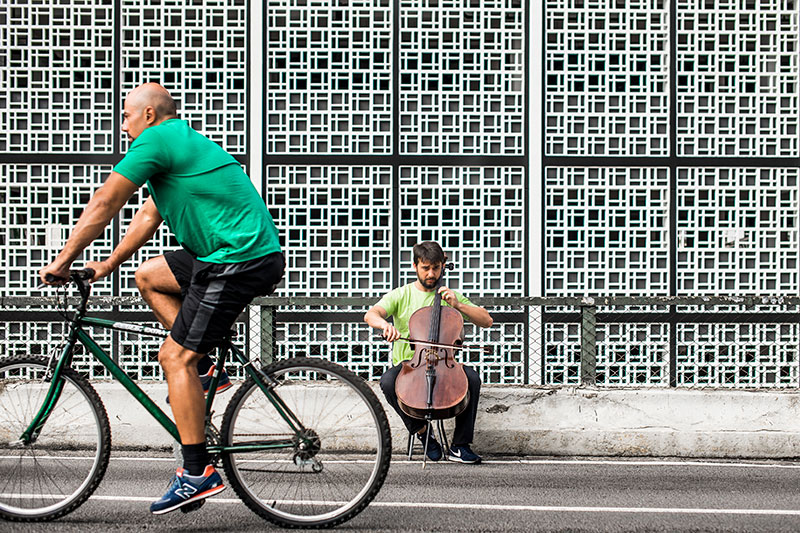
[
  {"left": 417, "top": 429, "right": 443, "bottom": 462},
  {"left": 150, "top": 465, "right": 226, "bottom": 515},
  {"left": 166, "top": 365, "right": 232, "bottom": 404},
  {"left": 448, "top": 445, "right": 482, "bottom": 464}
]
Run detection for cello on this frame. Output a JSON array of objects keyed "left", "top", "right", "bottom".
[{"left": 394, "top": 262, "right": 470, "bottom": 423}]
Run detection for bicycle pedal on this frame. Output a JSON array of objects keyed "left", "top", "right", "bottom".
[{"left": 180, "top": 499, "right": 206, "bottom": 514}]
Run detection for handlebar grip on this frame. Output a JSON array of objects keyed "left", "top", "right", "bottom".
[
  {"left": 74, "top": 268, "right": 95, "bottom": 281},
  {"left": 44, "top": 273, "right": 67, "bottom": 283}
]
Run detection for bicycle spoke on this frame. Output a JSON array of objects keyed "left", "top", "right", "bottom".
[
  {"left": 221, "top": 357, "right": 391, "bottom": 528},
  {"left": 0, "top": 358, "right": 110, "bottom": 521}
]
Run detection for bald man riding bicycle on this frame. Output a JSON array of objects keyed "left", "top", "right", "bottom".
[{"left": 40, "top": 82, "right": 284, "bottom": 514}]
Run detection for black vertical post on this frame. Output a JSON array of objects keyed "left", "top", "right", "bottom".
[
  {"left": 392, "top": 0, "right": 401, "bottom": 289},
  {"left": 539, "top": 0, "right": 548, "bottom": 385},
  {"left": 522, "top": 0, "right": 531, "bottom": 385},
  {"left": 668, "top": 0, "right": 678, "bottom": 387},
  {"left": 111, "top": 0, "right": 123, "bottom": 365},
  {"left": 260, "top": 305, "right": 275, "bottom": 367},
  {"left": 580, "top": 302, "right": 597, "bottom": 386}
]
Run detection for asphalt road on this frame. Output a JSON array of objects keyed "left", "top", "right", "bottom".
[{"left": 5, "top": 453, "right": 800, "bottom": 532}]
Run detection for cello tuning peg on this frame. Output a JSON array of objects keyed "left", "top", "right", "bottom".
[{"left": 445, "top": 262, "right": 455, "bottom": 271}]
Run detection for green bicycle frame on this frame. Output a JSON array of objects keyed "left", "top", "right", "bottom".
[{"left": 20, "top": 314, "right": 310, "bottom": 455}]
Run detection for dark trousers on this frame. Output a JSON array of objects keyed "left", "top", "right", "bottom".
[{"left": 379, "top": 363, "right": 481, "bottom": 446}]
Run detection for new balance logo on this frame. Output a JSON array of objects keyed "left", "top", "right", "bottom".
[{"left": 174, "top": 483, "right": 198, "bottom": 500}]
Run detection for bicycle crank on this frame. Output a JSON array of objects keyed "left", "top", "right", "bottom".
[{"left": 205, "top": 420, "right": 222, "bottom": 466}]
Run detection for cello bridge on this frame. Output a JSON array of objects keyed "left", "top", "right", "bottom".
[{"left": 424, "top": 348, "right": 445, "bottom": 362}]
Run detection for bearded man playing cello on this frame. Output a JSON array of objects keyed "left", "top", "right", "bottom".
[{"left": 364, "top": 241, "right": 493, "bottom": 464}]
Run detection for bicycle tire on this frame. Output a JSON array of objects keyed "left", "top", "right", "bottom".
[
  {"left": 0, "top": 356, "right": 111, "bottom": 522},
  {"left": 221, "top": 357, "right": 392, "bottom": 528}
]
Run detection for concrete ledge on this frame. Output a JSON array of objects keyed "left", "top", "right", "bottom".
[
  {"left": 472, "top": 387, "right": 800, "bottom": 458},
  {"left": 92, "top": 382, "right": 800, "bottom": 458}
]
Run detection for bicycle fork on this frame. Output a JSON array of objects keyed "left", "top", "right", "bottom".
[{"left": 15, "top": 328, "right": 80, "bottom": 446}]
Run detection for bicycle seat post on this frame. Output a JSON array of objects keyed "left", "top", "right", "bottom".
[{"left": 213, "top": 329, "right": 237, "bottom": 370}]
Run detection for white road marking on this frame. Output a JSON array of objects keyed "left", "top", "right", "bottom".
[
  {"left": 7, "top": 455, "right": 797, "bottom": 470},
  {"left": 369, "top": 502, "right": 800, "bottom": 516},
  {"left": 106, "top": 456, "right": 800, "bottom": 469},
  {"left": 79, "top": 496, "right": 800, "bottom": 516},
  {"left": 493, "top": 459, "right": 800, "bottom": 469}
]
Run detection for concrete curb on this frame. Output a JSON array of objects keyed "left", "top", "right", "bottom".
[{"left": 92, "top": 382, "right": 800, "bottom": 458}]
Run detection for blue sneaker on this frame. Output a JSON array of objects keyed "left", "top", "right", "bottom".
[
  {"left": 166, "top": 365, "right": 232, "bottom": 404},
  {"left": 448, "top": 445, "right": 482, "bottom": 464},
  {"left": 417, "top": 429, "right": 443, "bottom": 462},
  {"left": 150, "top": 465, "right": 226, "bottom": 515}
]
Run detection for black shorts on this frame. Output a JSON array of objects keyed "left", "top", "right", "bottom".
[{"left": 165, "top": 249, "right": 285, "bottom": 354}]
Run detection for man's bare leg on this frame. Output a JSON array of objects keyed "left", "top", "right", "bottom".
[
  {"left": 158, "top": 336, "right": 206, "bottom": 445},
  {"left": 135, "top": 255, "right": 181, "bottom": 329},
  {"left": 137, "top": 255, "right": 214, "bottom": 475},
  {"left": 136, "top": 255, "right": 218, "bottom": 380}
]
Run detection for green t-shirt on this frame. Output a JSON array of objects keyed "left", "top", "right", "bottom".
[
  {"left": 113, "top": 119, "right": 281, "bottom": 263},
  {"left": 375, "top": 283, "right": 474, "bottom": 366}
]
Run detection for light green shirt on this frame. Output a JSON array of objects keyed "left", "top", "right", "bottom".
[
  {"left": 113, "top": 119, "right": 281, "bottom": 263},
  {"left": 375, "top": 283, "right": 473, "bottom": 366}
]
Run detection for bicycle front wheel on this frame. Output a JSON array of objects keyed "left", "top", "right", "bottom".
[
  {"left": 221, "top": 357, "right": 391, "bottom": 529},
  {"left": 0, "top": 356, "right": 111, "bottom": 521}
]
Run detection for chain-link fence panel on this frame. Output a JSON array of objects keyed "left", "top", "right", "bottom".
[{"left": 1, "top": 296, "right": 798, "bottom": 389}]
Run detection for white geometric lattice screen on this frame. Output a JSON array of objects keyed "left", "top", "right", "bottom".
[
  {"left": 0, "top": 0, "right": 250, "bottom": 380},
  {"left": 122, "top": 0, "right": 248, "bottom": 155},
  {"left": 6, "top": 0, "right": 797, "bottom": 388},
  {"left": 544, "top": 0, "right": 800, "bottom": 388},
  {"left": 264, "top": 0, "right": 528, "bottom": 383},
  {"left": 0, "top": 0, "right": 529, "bottom": 384}
]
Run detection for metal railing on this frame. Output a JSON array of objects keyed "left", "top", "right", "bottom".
[{"left": 1, "top": 295, "right": 799, "bottom": 389}]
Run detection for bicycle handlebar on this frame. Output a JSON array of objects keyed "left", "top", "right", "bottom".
[
  {"left": 44, "top": 268, "right": 96, "bottom": 315},
  {"left": 44, "top": 268, "right": 96, "bottom": 284}
]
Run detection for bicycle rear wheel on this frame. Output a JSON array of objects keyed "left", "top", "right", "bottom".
[
  {"left": 0, "top": 356, "right": 111, "bottom": 521},
  {"left": 221, "top": 357, "right": 391, "bottom": 529}
]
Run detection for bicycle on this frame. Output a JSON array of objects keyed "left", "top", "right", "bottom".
[{"left": 0, "top": 269, "right": 392, "bottom": 528}]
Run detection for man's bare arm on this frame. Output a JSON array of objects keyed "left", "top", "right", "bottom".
[
  {"left": 439, "top": 286, "right": 493, "bottom": 328},
  {"left": 40, "top": 171, "right": 139, "bottom": 282},
  {"left": 455, "top": 302, "right": 493, "bottom": 328},
  {"left": 87, "top": 197, "right": 163, "bottom": 280},
  {"left": 364, "top": 305, "right": 400, "bottom": 342}
]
